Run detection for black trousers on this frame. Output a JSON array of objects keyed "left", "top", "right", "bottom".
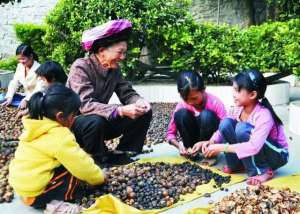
[
  {"left": 31, "top": 166, "right": 83, "bottom": 209},
  {"left": 174, "top": 108, "right": 220, "bottom": 148},
  {"left": 71, "top": 110, "right": 152, "bottom": 161}
]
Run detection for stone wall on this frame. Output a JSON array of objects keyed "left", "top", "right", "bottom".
[
  {"left": 190, "top": 0, "right": 252, "bottom": 26},
  {"left": 0, "top": 0, "right": 58, "bottom": 58}
]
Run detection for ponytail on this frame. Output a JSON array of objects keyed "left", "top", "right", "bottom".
[
  {"left": 234, "top": 69, "right": 283, "bottom": 127},
  {"left": 28, "top": 83, "right": 80, "bottom": 121},
  {"left": 261, "top": 97, "right": 282, "bottom": 125},
  {"left": 28, "top": 92, "right": 45, "bottom": 119}
]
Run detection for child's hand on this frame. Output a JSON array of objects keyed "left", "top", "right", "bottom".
[
  {"left": 191, "top": 141, "right": 205, "bottom": 156},
  {"left": 178, "top": 142, "right": 188, "bottom": 157},
  {"left": 201, "top": 141, "right": 213, "bottom": 154},
  {"left": 118, "top": 104, "right": 145, "bottom": 119},
  {"left": 203, "top": 144, "right": 223, "bottom": 158}
]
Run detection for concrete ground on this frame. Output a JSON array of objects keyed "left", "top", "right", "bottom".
[{"left": 1, "top": 87, "right": 300, "bottom": 214}]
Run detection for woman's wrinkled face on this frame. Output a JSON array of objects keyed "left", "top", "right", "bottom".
[
  {"left": 17, "top": 54, "right": 33, "bottom": 67},
  {"left": 101, "top": 41, "right": 127, "bottom": 69}
]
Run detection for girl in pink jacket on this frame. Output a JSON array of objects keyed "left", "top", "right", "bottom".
[
  {"left": 166, "top": 71, "right": 226, "bottom": 158},
  {"left": 192, "top": 69, "right": 288, "bottom": 185}
]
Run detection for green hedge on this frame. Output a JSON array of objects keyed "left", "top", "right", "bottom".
[
  {"left": 14, "top": 23, "right": 49, "bottom": 62},
  {"left": 13, "top": 0, "right": 300, "bottom": 82},
  {"left": 0, "top": 56, "right": 17, "bottom": 71},
  {"left": 41, "top": 0, "right": 192, "bottom": 80},
  {"left": 158, "top": 18, "right": 300, "bottom": 82}
]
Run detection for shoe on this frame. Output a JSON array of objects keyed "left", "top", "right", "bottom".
[{"left": 223, "top": 165, "right": 245, "bottom": 174}]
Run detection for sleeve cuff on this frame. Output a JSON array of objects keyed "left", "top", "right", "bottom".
[{"left": 109, "top": 108, "right": 120, "bottom": 120}]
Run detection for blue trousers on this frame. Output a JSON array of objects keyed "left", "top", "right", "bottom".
[
  {"left": 219, "top": 118, "right": 288, "bottom": 176},
  {"left": 174, "top": 109, "right": 220, "bottom": 148}
]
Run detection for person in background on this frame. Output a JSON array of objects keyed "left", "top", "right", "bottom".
[
  {"left": 9, "top": 84, "right": 105, "bottom": 209},
  {"left": 192, "top": 69, "right": 288, "bottom": 185},
  {"left": 16, "top": 61, "right": 68, "bottom": 118},
  {"left": 35, "top": 60, "right": 68, "bottom": 90},
  {"left": 166, "top": 71, "right": 226, "bottom": 158},
  {"left": 1, "top": 44, "right": 40, "bottom": 109},
  {"left": 67, "top": 19, "right": 152, "bottom": 165}
]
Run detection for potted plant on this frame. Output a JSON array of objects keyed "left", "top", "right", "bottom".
[{"left": 0, "top": 57, "right": 17, "bottom": 88}]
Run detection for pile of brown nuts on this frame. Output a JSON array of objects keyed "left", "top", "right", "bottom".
[
  {"left": 80, "top": 162, "right": 231, "bottom": 210},
  {"left": 0, "top": 106, "right": 23, "bottom": 141},
  {"left": 146, "top": 103, "right": 176, "bottom": 146},
  {"left": 209, "top": 185, "right": 300, "bottom": 214},
  {"left": 0, "top": 141, "right": 16, "bottom": 203}
]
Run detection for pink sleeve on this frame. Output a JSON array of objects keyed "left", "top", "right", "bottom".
[
  {"left": 210, "top": 106, "right": 241, "bottom": 143},
  {"left": 166, "top": 111, "right": 177, "bottom": 141},
  {"left": 210, "top": 130, "right": 223, "bottom": 144},
  {"left": 166, "top": 103, "right": 184, "bottom": 141},
  {"left": 212, "top": 97, "right": 226, "bottom": 120},
  {"left": 232, "top": 110, "right": 274, "bottom": 159}
]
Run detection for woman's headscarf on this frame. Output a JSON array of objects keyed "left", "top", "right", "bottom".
[{"left": 81, "top": 19, "right": 132, "bottom": 52}]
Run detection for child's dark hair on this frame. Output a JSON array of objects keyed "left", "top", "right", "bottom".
[
  {"left": 28, "top": 83, "right": 80, "bottom": 120},
  {"left": 16, "top": 44, "right": 39, "bottom": 62},
  {"left": 36, "top": 61, "right": 68, "bottom": 84},
  {"left": 233, "top": 69, "right": 282, "bottom": 125},
  {"left": 177, "top": 71, "right": 205, "bottom": 100}
]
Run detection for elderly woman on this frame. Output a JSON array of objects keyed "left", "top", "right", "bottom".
[{"left": 67, "top": 20, "right": 152, "bottom": 164}]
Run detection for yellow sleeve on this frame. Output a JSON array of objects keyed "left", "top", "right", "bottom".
[{"left": 54, "top": 130, "right": 105, "bottom": 185}]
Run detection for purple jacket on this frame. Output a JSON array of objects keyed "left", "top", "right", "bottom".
[
  {"left": 210, "top": 103, "right": 288, "bottom": 159},
  {"left": 166, "top": 92, "right": 226, "bottom": 141},
  {"left": 66, "top": 54, "right": 141, "bottom": 119}
]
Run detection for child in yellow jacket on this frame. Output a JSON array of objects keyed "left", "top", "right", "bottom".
[{"left": 9, "top": 83, "right": 105, "bottom": 209}]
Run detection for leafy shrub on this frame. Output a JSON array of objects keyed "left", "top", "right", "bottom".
[
  {"left": 14, "top": 0, "right": 300, "bottom": 81},
  {"left": 0, "top": 57, "right": 17, "bottom": 71},
  {"left": 14, "top": 23, "right": 49, "bottom": 62},
  {"left": 42, "top": 0, "right": 192, "bottom": 80}
]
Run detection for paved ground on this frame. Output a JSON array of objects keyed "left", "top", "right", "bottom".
[{"left": 1, "top": 87, "right": 300, "bottom": 214}]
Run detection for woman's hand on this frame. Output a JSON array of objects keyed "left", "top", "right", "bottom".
[
  {"left": 118, "top": 104, "right": 145, "bottom": 119},
  {"left": 19, "top": 99, "right": 28, "bottom": 109},
  {"left": 203, "top": 144, "right": 223, "bottom": 158},
  {"left": 135, "top": 98, "right": 151, "bottom": 112},
  {"left": 1, "top": 97, "right": 13, "bottom": 107}
]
